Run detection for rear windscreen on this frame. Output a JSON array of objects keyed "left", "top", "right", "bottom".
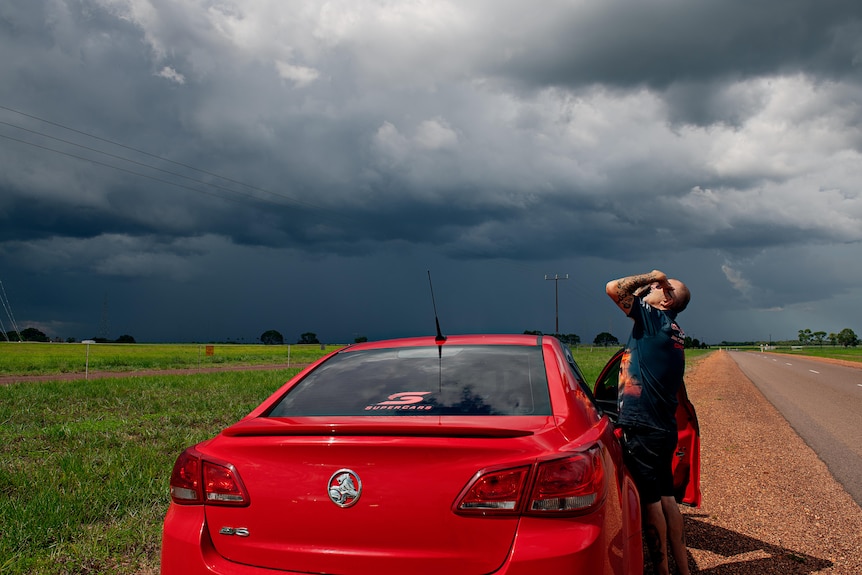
[{"left": 266, "top": 345, "right": 551, "bottom": 416}]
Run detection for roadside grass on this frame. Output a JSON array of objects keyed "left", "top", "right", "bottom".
[
  {"left": 765, "top": 345, "right": 862, "bottom": 363},
  {"left": 571, "top": 345, "right": 711, "bottom": 383},
  {"left": 0, "top": 368, "right": 300, "bottom": 575},
  {"left": 0, "top": 343, "right": 337, "bottom": 376},
  {"left": 0, "top": 344, "right": 711, "bottom": 574}
]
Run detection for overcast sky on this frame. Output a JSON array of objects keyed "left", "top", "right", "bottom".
[{"left": 1, "top": 0, "right": 861, "bottom": 345}]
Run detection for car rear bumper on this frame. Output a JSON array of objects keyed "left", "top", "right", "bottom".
[{"left": 160, "top": 504, "right": 642, "bottom": 575}]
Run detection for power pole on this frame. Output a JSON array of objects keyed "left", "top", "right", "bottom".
[
  {"left": 100, "top": 293, "right": 110, "bottom": 341},
  {"left": 544, "top": 274, "right": 569, "bottom": 334}
]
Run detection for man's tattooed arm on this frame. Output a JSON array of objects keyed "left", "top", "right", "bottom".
[{"left": 605, "top": 270, "right": 668, "bottom": 313}]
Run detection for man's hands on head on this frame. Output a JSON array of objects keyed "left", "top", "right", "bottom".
[
  {"left": 609, "top": 270, "right": 667, "bottom": 313},
  {"left": 651, "top": 270, "right": 674, "bottom": 298}
]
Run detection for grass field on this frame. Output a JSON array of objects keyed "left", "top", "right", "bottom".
[
  {"left": 0, "top": 342, "right": 335, "bottom": 376},
  {"left": 0, "top": 343, "right": 762, "bottom": 574},
  {"left": 764, "top": 345, "right": 862, "bottom": 363},
  {"left": 0, "top": 368, "right": 302, "bottom": 574}
]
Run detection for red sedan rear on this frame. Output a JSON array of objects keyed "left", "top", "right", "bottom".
[{"left": 160, "top": 334, "right": 647, "bottom": 574}]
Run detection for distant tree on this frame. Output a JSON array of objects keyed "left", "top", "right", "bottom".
[
  {"left": 812, "top": 331, "right": 827, "bottom": 346},
  {"left": 115, "top": 334, "right": 136, "bottom": 344},
  {"left": 20, "top": 327, "right": 49, "bottom": 342},
  {"left": 837, "top": 328, "right": 859, "bottom": 348},
  {"left": 798, "top": 329, "right": 812, "bottom": 345},
  {"left": 298, "top": 332, "right": 320, "bottom": 344},
  {"left": 354, "top": 335, "right": 368, "bottom": 343},
  {"left": 593, "top": 332, "right": 619, "bottom": 347},
  {"left": 828, "top": 332, "right": 839, "bottom": 346},
  {"left": 260, "top": 330, "right": 284, "bottom": 345},
  {"left": 553, "top": 333, "right": 581, "bottom": 346},
  {"left": 720, "top": 340, "right": 758, "bottom": 347},
  {"left": 523, "top": 330, "right": 543, "bottom": 336}
]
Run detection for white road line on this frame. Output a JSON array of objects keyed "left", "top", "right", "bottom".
[{"left": 809, "top": 370, "right": 820, "bottom": 374}]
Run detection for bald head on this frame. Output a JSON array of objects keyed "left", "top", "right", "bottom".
[{"left": 668, "top": 279, "right": 690, "bottom": 312}]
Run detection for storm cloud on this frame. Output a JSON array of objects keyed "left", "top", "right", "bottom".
[{"left": 1, "top": 0, "right": 861, "bottom": 344}]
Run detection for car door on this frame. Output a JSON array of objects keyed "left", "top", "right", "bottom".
[{"left": 594, "top": 348, "right": 702, "bottom": 507}]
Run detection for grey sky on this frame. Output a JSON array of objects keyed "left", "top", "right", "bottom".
[{"left": 1, "top": 0, "right": 861, "bottom": 344}]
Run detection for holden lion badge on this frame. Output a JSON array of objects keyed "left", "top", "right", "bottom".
[{"left": 328, "top": 469, "right": 362, "bottom": 508}]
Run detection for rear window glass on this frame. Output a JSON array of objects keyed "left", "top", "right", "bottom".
[{"left": 266, "top": 345, "right": 551, "bottom": 416}]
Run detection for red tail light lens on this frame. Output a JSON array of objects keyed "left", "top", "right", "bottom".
[
  {"left": 455, "top": 447, "right": 607, "bottom": 517},
  {"left": 528, "top": 448, "right": 606, "bottom": 514},
  {"left": 203, "top": 461, "right": 248, "bottom": 505},
  {"left": 456, "top": 466, "right": 530, "bottom": 514},
  {"left": 169, "top": 448, "right": 250, "bottom": 507},
  {"left": 169, "top": 449, "right": 203, "bottom": 504}
]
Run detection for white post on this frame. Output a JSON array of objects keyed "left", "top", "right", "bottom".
[
  {"left": 85, "top": 342, "right": 90, "bottom": 379},
  {"left": 82, "top": 340, "right": 96, "bottom": 379}
]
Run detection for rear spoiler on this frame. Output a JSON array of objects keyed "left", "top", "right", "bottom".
[{"left": 223, "top": 417, "right": 535, "bottom": 438}]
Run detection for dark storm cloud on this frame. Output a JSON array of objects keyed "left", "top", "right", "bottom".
[
  {"left": 1, "top": 0, "right": 861, "bottom": 344},
  {"left": 489, "top": 0, "right": 862, "bottom": 89}
]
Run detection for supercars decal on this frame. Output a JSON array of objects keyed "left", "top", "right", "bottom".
[{"left": 365, "top": 391, "right": 433, "bottom": 411}]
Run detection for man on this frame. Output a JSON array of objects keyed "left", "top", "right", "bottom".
[{"left": 606, "top": 269, "right": 691, "bottom": 575}]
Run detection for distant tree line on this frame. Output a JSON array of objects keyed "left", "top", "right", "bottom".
[
  {"left": 258, "top": 330, "right": 326, "bottom": 345},
  {"left": 719, "top": 327, "right": 860, "bottom": 348},
  {"left": 3, "top": 328, "right": 50, "bottom": 342},
  {"left": 524, "top": 329, "right": 709, "bottom": 349},
  {"left": 523, "top": 330, "right": 582, "bottom": 345},
  {"left": 797, "top": 328, "right": 858, "bottom": 347},
  {"left": 2, "top": 328, "right": 136, "bottom": 343}
]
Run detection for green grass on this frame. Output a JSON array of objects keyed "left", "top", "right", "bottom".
[
  {"left": 570, "top": 345, "right": 711, "bottom": 383},
  {"left": 763, "top": 345, "right": 862, "bottom": 363},
  {"left": 0, "top": 342, "right": 337, "bottom": 376},
  {"left": 0, "top": 368, "right": 301, "bottom": 574},
  {"left": 0, "top": 343, "right": 712, "bottom": 574}
]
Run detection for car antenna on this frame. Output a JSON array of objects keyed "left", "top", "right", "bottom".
[{"left": 427, "top": 270, "right": 446, "bottom": 343}]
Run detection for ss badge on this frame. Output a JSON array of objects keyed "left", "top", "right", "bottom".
[{"left": 219, "top": 526, "right": 250, "bottom": 537}]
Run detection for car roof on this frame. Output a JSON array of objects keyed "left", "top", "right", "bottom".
[{"left": 342, "top": 334, "right": 544, "bottom": 351}]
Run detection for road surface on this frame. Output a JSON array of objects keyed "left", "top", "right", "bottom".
[{"left": 729, "top": 351, "right": 862, "bottom": 507}]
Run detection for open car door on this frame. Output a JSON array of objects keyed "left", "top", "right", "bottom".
[{"left": 594, "top": 348, "right": 702, "bottom": 507}]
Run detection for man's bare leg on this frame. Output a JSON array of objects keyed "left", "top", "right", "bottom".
[
  {"left": 661, "top": 495, "right": 690, "bottom": 575},
  {"left": 643, "top": 501, "right": 669, "bottom": 575}
]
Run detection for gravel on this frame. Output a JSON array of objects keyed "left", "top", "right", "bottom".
[{"left": 672, "top": 350, "right": 862, "bottom": 574}]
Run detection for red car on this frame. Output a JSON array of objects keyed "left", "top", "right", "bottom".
[{"left": 160, "top": 335, "right": 700, "bottom": 575}]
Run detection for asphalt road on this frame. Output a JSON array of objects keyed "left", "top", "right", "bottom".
[{"left": 728, "top": 351, "right": 862, "bottom": 508}]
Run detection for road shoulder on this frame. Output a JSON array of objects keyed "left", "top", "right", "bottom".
[{"left": 681, "top": 350, "right": 862, "bottom": 574}]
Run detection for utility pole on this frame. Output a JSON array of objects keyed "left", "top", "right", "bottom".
[
  {"left": 544, "top": 274, "right": 569, "bottom": 334},
  {"left": 100, "top": 293, "right": 110, "bottom": 341}
]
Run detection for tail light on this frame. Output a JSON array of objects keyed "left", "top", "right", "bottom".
[
  {"left": 169, "top": 447, "right": 250, "bottom": 507},
  {"left": 456, "top": 466, "right": 531, "bottom": 512},
  {"left": 455, "top": 446, "right": 607, "bottom": 516},
  {"left": 528, "top": 448, "right": 606, "bottom": 513}
]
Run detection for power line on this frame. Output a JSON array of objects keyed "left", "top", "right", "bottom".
[
  {"left": 0, "top": 104, "right": 281, "bottom": 195},
  {"left": 0, "top": 104, "right": 350, "bottom": 220},
  {"left": 0, "top": 280, "right": 23, "bottom": 342},
  {"left": 0, "top": 120, "right": 319, "bottom": 210},
  {"left": 0, "top": 131, "right": 271, "bottom": 207}
]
